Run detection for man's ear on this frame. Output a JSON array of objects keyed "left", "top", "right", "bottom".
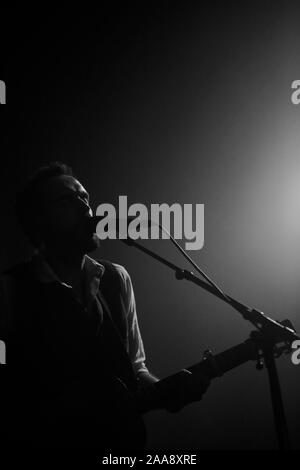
[{"left": 30, "top": 213, "right": 46, "bottom": 250}]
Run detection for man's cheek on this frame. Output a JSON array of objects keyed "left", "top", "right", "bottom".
[
  {"left": 51, "top": 209, "right": 79, "bottom": 230},
  {"left": 43, "top": 216, "right": 72, "bottom": 239}
]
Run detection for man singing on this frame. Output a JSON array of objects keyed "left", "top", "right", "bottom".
[{"left": 0, "top": 162, "right": 210, "bottom": 450}]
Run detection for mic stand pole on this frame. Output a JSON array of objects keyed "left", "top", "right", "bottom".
[
  {"left": 122, "top": 238, "right": 299, "bottom": 450},
  {"left": 263, "top": 343, "right": 291, "bottom": 450}
]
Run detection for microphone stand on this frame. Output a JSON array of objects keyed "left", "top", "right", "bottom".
[{"left": 121, "top": 237, "right": 299, "bottom": 450}]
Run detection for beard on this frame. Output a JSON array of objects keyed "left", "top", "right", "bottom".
[
  {"left": 82, "top": 232, "right": 101, "bottom": 253},
  {"left": 66, "top": 229, "right": 101, "bottom": 256},
  {"left": 44, "top": 225, "right": 101, "bottom": 258}
]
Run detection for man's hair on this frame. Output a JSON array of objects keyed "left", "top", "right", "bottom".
[{"left": 15, "top": 161, "right": 74, "bottom": 246}]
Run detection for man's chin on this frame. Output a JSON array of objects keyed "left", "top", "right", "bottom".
[
  {"left": 45, "top": 233, "right": 100, "bottom": 257},
  {"left": 83, "top": 233, "right": 101, "bottom": 253}
]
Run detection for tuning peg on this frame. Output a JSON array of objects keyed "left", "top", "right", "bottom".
[
  {"left": 202, "top": 349, "right": 223, "bottom": 377},
  {"left": 202, "top": 349, "right": 213, "bottom": 360}
]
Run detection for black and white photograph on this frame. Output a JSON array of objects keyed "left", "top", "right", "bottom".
[{"left": 1, "top": 2, "right": 300, "bottom": 462}]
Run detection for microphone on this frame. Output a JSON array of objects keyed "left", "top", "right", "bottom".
[
  {"left": 86, "top": 215, "right": 141, "bottom": 231},
  {"left": 85, "top": 215, "right": 153, "bottom": 239}
]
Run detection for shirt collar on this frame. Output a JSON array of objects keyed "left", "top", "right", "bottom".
[{"left": 31, "top": 252, "right": 105, "bottom": 287}]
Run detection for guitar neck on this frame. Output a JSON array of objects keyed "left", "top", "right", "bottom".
[
  {"left": 142, "top": 339, "right": 259, "bottom": 414},
  {"left": 187, "top": 339, "right": 257, "bottom": 379}
]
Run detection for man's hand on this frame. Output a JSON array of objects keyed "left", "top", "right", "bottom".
[
  {"left": 154, "top": 369, "right": 211, "bottom": 413},
  {"left": 137, "top": 369, "right": 211, "bottom": 414}
]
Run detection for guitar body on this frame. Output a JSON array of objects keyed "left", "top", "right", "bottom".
[
  {"left": 4, "top": 369, "right": 146, "bottom": 450},
  {"left": 50, "top": 375, "right": 146, "bottom": 450}
]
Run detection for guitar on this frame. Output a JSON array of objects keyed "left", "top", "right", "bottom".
[{"left": 145, "top": 331, "right": 293, "bottom": 413}]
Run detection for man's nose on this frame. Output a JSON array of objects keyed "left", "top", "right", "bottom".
[{"left": 77, "top": 196, "right": 92, "bottom": 216}]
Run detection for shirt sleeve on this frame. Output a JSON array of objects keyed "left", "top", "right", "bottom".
[{"left": 112, "top": 264, "right": 150, "bottom": 377}]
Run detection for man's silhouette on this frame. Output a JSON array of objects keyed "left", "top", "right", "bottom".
[{"left": 0, "top": 162, "right": 210, "bottom": 450}]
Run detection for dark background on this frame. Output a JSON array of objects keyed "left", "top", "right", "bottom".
[{"left": 1, "top": 2, "right": 300, "bottom": 450}]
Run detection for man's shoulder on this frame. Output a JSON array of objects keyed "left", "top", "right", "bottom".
[
  {"left": 91, "top": 258, "right": 133, "bottom": 300},
  {"left": 91, "top": 257, "right": 131, "bottom": 283},
  {"left": 110, "top": 263, "right": 131, "bottom": 283},
  {"left": 0, "top": 260, "right": 31, "bottom": 292},
  {"left": 2, "top": 259, "right": 34, "bottom": 280},
  {"left": 91, "top": 259, "right": 134, "bottom": 319},
  {"left": 0, "top": 260, "right": 39, "bottom": 322}
]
